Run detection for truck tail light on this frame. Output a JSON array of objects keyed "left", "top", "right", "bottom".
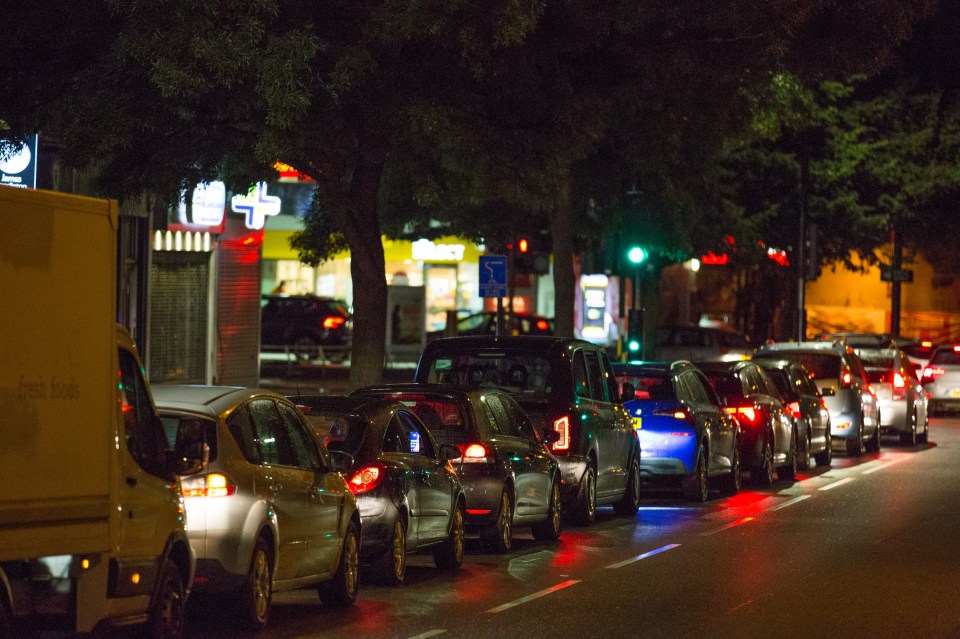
[
  {"left": 348, "top": 463, "right": 386, "bottom": 494},
  {"left": 180, "top": 473, "right": 236, "bottom": 498},
  {"left": 552, "top": 415, "right": 571, "bottom": 451}
]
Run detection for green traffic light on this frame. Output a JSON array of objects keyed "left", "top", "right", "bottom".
[
  {"left": 627, "top": 247, "right": 648, "bottom": 264},
  {"left": 627, "top": 339, "right": 641, "bottom": 352}
]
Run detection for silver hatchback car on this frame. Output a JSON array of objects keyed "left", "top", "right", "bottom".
[
  {"left": 856, "top": 347, "right": 929, "bottom": 445},
  {"left": 153, "top": 385, "right": 362, "bottom": 631},
  {"left": 921, "top": 344, "right": 960, "bottom": 416}
]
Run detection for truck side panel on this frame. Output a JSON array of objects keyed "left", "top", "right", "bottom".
[{"left": 0, "top": 186, "right": 118, "bottom": 561}]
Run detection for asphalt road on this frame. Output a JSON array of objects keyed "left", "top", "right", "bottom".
[{"left": 179, "top": 414, "right": 960, "bottom": 639}]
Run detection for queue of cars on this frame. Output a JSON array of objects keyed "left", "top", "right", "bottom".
[{"left": 149, "top": 329, "right": 944, "bottom": 631}]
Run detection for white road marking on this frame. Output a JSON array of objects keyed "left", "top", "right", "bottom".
[
  {"left": 605, "top": 543, "right": 681, "bottom": 569},
  {"left": 485, "top": 579, "right": 581, "bottom": 613},
  {"left": 699, "top": 516, "right": 756, "bottom": 536},
  {"left": 819, "top": 477, "right": 855, "bottom": 491},
  {"left": 770, "top": 495, "right": 812, "bottom": 511},
  {"left": 862, "top": 456, "right": 910, "bottom": 474},
  {"left": 408, "top": 631, "right": 447, "bottom": 639}
]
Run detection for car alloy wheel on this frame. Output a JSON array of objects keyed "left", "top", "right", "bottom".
[
  {"left": 434, "top": 505, "right": 465, "bottom": 570},
  {"left": 846, "top": 418, "right": 864, "bottom": 457},
  {"left": 614, "top": 455, "right": 641, "bottom": 516},
  {"left": 900, "top": 411, "right": 917, "bottom": 447},
  {"left": 722, "top": 439, "right": 741, "bottom": 495},
  {"left": 779, "top": 431, "right": 798, "bottom": 482},
  {"left": 798, "top": 427, "right": 812, "bottom": 471},
  {"left": 481, "top": 490, "right": 514, "bottom": 553},
  {"left": 683, "top": 444, "right": 708, "bottom": 502},
  {"left": 754, "top": 436, "right": 775, "bottom": 487},
  {"left": 570, "top": 465, "right": 597, "bottom": 526},
  {"left": 318, "top": 521, "right": 360, "bottom": 606},
  {"left": 532, "top": 479, "right": 562, "bottom": 542},
  {"left": 149, "top": 559, "right": 186, "bottom": 639},
  {"left": 240, "top": 538, "right": 273, "bottom": 630},
  {"left": 374, "top": 517, "right": 407, "bottom": 586}
]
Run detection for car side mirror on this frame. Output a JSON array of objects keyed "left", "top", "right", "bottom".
[
  {"left": 328, "top": 449, "right": 354, "bottom": 473},
  {"left": 439, "top": 443, "right": 462, "bottom": 461},
  {"left": 621, "top": 382, "right": 636, "bottom": 402},
  {"left": 541, "top": 428, "right": 561, "bottom": 445}
]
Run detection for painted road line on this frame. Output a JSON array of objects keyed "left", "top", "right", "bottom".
[
  {"left": 862, "top": 456, "right": 910, "bottom": 475},
  {"left": 819, "top": 477, "right": 855, "bottom": 491},
  {"left": 486, "top": 580, "right": 581, "bottom": 614},
  {"left": 408, "top": 631, "right": 447, "bottom": 639},
  {"left": 770, "top": 495, "right": 812, "bottom": 511},
  {"left": 699, "top": 516, "right": 755, "bottom": 537},
  {"left": 606, "top": 543, "right": 681, "bottom": 569}
]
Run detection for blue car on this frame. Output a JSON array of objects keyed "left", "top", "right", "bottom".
[{"left": 612, "top": 361, "right": 741, "bottom": 502}]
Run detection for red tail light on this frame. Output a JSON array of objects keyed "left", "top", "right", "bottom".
[
  {"left": 458, "top": 442, "right": 493, "bottom": 463},
  {"left": 785, "top": 401, "right": 802, "bottom": 419},
  {"left": 348, "top": 463, "right": 386, "bottom": 494},
  {"left": 536, "top": 319, "right": 550, "bottom": 331},
  {"left": 725, "top": 405, "right": 762, "bottom": 426},
  {"left": 841, "top": 371, "right": 853, "bottom": 388},
  {"left": 892, "top": 372, "right": 906, "bottom": 388},
  {"left": 922, "top": 366, "right": 945, "bottom": 382},
  {"left": 323, "top": 315, "right": 346, "bottom": 329},
  {"left": 180, "top": 473, "right": 237, "bottom": 498},
  {"left": 552, "top": 416, "right": 571, "bottom": 451}
]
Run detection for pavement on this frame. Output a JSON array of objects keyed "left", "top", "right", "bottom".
[{"left": 258, "top": 359, "right": 417, "bottom": 396}]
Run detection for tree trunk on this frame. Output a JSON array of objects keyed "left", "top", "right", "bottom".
[
  {"left": 552, "top": 174, "right": 576, "bottom": 338},
  {"left": 334, "top": 156, "right": 387, "bottom": 391}
]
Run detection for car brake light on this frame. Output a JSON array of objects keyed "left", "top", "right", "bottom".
[
  {"left": 892, "top": 372, "right": 906, "bottom": 388},
  {"left": 954, "top": 345, "right": 960, "bottom": 352},
  {"left": 552, "top": 416, "right": 571, "bottom": 451},
  {"left": 724, "top": 405, "right": 761, "bottom": 426},
  {"left": 348, "top": 463, "right": 385, "bottom": 494},
  {"left": 922, "top": 366, "right": 945, "bottom": 382},
  {"left": 841, "top": 371, "right": 853, "bottom": 387},
  {"left": 921, "top": 341, "right": 932, "bottom": 348},
  {"left": 180, "top": 473, "right": 236, "bottom": 498},
  {"left": 323, "top": 315, "right": 346, "bottom": 329},
  {"left": 536, "top": 319, "right": 550, "bottom": 331},
  {"left": 459, "top": 442, "right": 493, "bottom": 463},
  {"left": 786, "top": 401, "right": 802, "bottom": 419}
]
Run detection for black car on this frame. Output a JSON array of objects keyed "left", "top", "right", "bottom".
[
  {"left": 695, "top": 360, "right": 797, "bottom": 486},
  {"left": 291, "top": 395, "right": 466, "bottom": 585},
  {"left": 351, "top": 384, "right": 563, "bottom": 552},
  {"left": 753, "top": 357, "right": 834, "bottom": 469},
  {"left": 613, "top": 361, "right": 741, "bottom": 502},
  {"left": 415, "top": 336, "right": 641, "bottom": 526},
  {"left": 260, "top": 294, "right": 352, "bottom": 361},
  {"left": 427, "top": 311, "right": 554, "bottom": 342}
]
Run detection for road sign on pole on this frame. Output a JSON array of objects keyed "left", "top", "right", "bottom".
[
  {"left": 479, "top": 255, "right": 508, "bottom": 298},
  {"left": 880, "top": 266, "right": 913, "bottom": 283}
]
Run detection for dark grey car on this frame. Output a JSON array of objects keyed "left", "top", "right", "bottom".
[
  {"left": 350, "top": 384, "right": 564, "bottom": 552},
  {"left": 415, "top": 336, "right": 642, "bottom": 527}
]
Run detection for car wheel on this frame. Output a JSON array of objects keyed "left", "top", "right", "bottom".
[
  {"left": 433, "top": 503, "right": 465, "bottom": 571},
  {"left": 318, "top": 520, "right": 360, "bottom": 607},
  {"left": 815, "top": 431, "right": 833, "bottom": 467},
  {"left": 682, "top": 444, "right": 708, "bottom": 502},
  {"left": 846, "top": 418, "right": 864, "bottom": 457},
  {"left": 569, "top": 463, "right": 597, "bottom": 526},
  {"left": 900, "top": 410, "right": 918, "bottom": 447},
  {"left": 866, "top": 414, "right": 882, "bottom": 453},
  {"left": 292, "top": 334, "right": 319, "bottom": 360},
  {"left": 148, "top": 558, "right": 187, "bottom": 639},
  {"left": 753, "top": 436, "right": 775, "bottom": 487},
  {"left": 779, "top": 430, "right": 798, "bottom": 482},
  {"left": 721, "top": 438, "right": 742, "bottom": 496},
  {"left": 918, "top": 412, "right": 929, "bottom": 444},
  {"left": 480, "top": 490, "right": 514, "bottom": 553},
  {"left": 532, "top": 478, "right": 562, "bottom": 542},
  {"left": 613, "top": 454, "right": 641, "bottom": 516},
  {"left": 373, "top": 517, "right": 407, "bottom": 586},
  {"left": 798, "top": 426, "right": 812, "bottom": 471},
  {"left": 239, "top": 537, "right": 273, "bottom": 630}
]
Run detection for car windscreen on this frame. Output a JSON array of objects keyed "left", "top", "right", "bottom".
[
  {"left": 768, "top": 352, "right": 841, "bottom": 380},
  {"left": 857, "top": 354, "right": 894, "bottom": 370},
  {"left": 301, "top": 411, "right": 368, "bottom": 455},
  {"left": 614, "top": 373, "right": 675, "bottom": 401},
  {"left": 929, "top": 348, "right": 960, "bottom": 366},
  {"left": 422, "top": 350, "right": 554, "bottom": 400}
]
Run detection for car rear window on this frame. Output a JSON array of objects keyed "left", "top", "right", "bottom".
[
  {"left": 767, "top": 352, "right": 841, "bottom": 380},
  {"left": 929, "top": 348, "right": 960, "bottom": 366},
  {"left": 865, "top": 369, "right": 889, "bottom": 384},
  {"left": 701, "top": 372, "right": 745, "bottom": 402},
  {"left": 423, "top": 350, "right": 554, "bottom": 400},
  {"left": 614, "top": 373, "right": 675, "bottom": 400},
  {"left": 159, "top": 414, "right": 218, "bottom": 462},
  {"left": 301, "top": 412, "right": 368, "bottom": 455}
]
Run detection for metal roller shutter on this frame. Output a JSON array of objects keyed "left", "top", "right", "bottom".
[
  {"left": 216, "top": 239, "right": 261, "bottom": 386},
  {"left": 150, "top": 252, "right": 210, "bottom": 383}
]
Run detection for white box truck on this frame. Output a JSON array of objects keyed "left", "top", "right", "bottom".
[{"left": 0, "top": 186, "right": 200, "bottom": 638}]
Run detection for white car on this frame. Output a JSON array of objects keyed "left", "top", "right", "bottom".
[{"left": 921, "top": 345, "right": 960, "bottom": 416}]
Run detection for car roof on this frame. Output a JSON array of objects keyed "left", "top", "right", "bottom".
[
  {"left": 693, "top": 360, "right": 756, "bottom": 373},
  {"left": 352, "top": 383, "right": 489, "bottom": 401},
  {"left": 612, "top": 361, "right": 689, "bottom": 376},
  {"left": 422, "top": 335, "right": 597, "bottom": 353},
  {"left": 151, "top": 384, "right": 282, "bottom": 416},
  {"left": 756, "top": 341, "right": 848, "bottom": 355}
]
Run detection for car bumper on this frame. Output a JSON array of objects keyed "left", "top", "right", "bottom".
[
  {"left": 355, "top": 493, "right": 400, "bottom": 561},
  {"left": 555, "top": 455, "right": 588, "bottom": 506},
  {"left": 877, "top": 398, "right": 909, "bottom": 432},
  {"left": 738, "top": 428, "right": 766, "bottom": 468},
  {"left": 829, "top": 410, "right": 863, "bottom": 440},
  {"left": 456, "top": 463, "right": 506, "bottom": 529}
]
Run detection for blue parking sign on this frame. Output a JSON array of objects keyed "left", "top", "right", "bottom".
[{"left": 479, "top": 255, "right": 507, "bottom": 298}]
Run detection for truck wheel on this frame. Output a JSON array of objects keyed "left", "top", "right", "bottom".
[
  {"left": 318, "top": 520, "right": 360, "bottom": 607},
  {"left": 149, "top": 558, "right": 186, "bottom": 639}
]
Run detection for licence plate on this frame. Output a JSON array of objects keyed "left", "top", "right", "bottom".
[{"left": 632, "top": 417, "right": 642, "bottom": 429}]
